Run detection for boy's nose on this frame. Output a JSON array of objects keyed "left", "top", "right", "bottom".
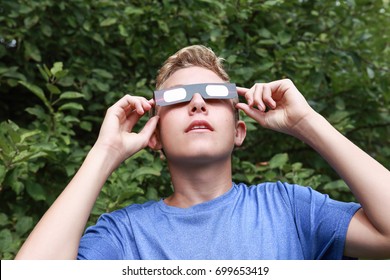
[{"left": 189, "top": 93, "right": 207, "bottom": 113}]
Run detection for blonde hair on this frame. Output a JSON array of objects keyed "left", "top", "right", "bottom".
[{"left": 156, "top": 45, "right": 230, "bottom": 89}]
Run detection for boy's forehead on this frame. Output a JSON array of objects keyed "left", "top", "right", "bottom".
[{"left": 161, "top": 66, "right": 226, "bottom": 89}]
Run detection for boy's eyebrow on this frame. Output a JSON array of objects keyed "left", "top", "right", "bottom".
[
  {"left": 160, "top": 84, "right": 184, "bottom": 90},
  {"left": 160, "top": 83, "right": 232, "bottom": 90}
]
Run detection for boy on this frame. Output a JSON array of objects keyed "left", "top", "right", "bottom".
[{"left": 16, "top": 45, "right": 390, "bottom": 259}]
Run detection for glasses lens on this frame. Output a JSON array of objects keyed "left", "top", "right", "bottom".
[
  {"left": 163, "top": 88, "right": 187, "bottom": 103},
  {"left": 205, "top": 85, "right": 229, "bottom": 97}
]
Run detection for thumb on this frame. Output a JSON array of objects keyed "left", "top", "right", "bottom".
[
  {"left": 121, "top": 116, "right": 160, "bottom": 160},
  {"left": 138, "top": 116, "right": 160, "bottom": 145},
  {"left": 236, "top": 103, "right": 267, "bottom": 127}
]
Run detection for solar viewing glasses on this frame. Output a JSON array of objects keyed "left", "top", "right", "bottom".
[{"left": 154, "top": 83, "right": 237, "bottom": 106}]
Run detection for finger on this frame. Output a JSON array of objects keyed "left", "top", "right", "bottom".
[
  {"left": 148, "top": 98, "right": 156, "bottom": 107},
  {"left": 236, "top": 86, "right": 249, "bottom": 96},
  {"left": 266, "top": 79, "right": 296, "bottom": 101},
  {"left": 241, "top": 86, "right": 256, "bottom": 107},
  {"left": 235, "top": 103, "right": 267, "bottom": 127},
  {"left": 114, "top": 94, "right": 137, "bottom": 111},
  {"left": 137, "top": 116, "right": 160, "bottom": 147},
  {"left": 262, "top": 84, "right": 276, "bottom": 109},
  {"left": 236, "top": 86, "right": 255, "bottom": 106},
  {"left": 120, "top": 110, "right": 140, "bottom": 133},
  {"left": 123, "top": 98, "right": 155, "bottom": 131},
  {"left": 120, "top": 96, "right": 152, "bottom": 116},
  {"left": 253, "top": 84, "right": 266, "bottom": 111},
  {"left": 132, "top": 98, "right": 150, "bottom": 115},
  {"left": 125, "top": 97, "right": 156, "bottom": 127},
  {"left": 109, "top": 95, "right": 140, "bottom": 118}
]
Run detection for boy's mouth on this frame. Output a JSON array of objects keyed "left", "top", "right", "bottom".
[{"left": 185, "top": 120, "right": 214, "bottom": 132}]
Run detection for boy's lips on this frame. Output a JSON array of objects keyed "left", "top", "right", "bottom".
[{"left": 185, "top": 120, "right": 214, "bottom": 132}]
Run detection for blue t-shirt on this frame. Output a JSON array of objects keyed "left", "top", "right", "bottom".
[{"left": 78, "top": 182, "right": 360, "bottom": 260}]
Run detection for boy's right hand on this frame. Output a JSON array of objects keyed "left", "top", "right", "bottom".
[{"left": 93, "top": 94, "right": 159, "bottom": 167}]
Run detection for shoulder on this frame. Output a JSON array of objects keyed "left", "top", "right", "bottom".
[
  {"left": 78, "top": 200, "right": 161, "bottom": 259},
  {"left": 104, "top": 200, "right": 160, "bottom": 223},
  {"left": 235, "top": 180, "right": 308, "bottom": 193},
  {"left": 234, "top": 180, "right": 311, "bottom": 201},
  {"left": 234, "top": 181, "right": 359, "bottom": 213},
  {"left": 82, "top": 200, "right": 160, "bottom": 236},
  {"left": 232, "top": 181, "right": 307, "bottom": 212}
]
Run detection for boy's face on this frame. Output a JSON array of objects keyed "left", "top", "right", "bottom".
[{"left": 149, "top": 66, "right": 246, "bottom": 166}]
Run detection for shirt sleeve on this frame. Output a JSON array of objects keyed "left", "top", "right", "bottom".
[
  {"left": 281, "top": 182, "right": 361, "bottom": 259},
  {"left": 77, "top": 209, "right": 137, "bottom": 260}
]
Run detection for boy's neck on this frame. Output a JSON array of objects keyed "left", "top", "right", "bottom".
[{"left": 164, "top": 159, "right": 233, "bottom": 208}]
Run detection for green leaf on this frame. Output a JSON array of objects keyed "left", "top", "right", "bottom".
[
  {"left": 37, "top": 64, "right": 50, "bottom": 82},
  {"left": 131, "top": 167, "right": 161, "bottom": 179},
  {"left": 0, "top": 213, "right": 8, "bottom": 226},
  {"left": 158, "top": 20, "right": 169, "bottom": 33},
  {"left": 92, "top": 69, "right": 113, "bottom": 79},
  {"left": 0, "top": 229, "right": 12, "bottom": 252},
  {"left": 264, "top": 170, "right": 278, "bottom": 181},
  {"left": 257, "top": 61, "right": 274, "bottom": 72},
  {"left": 54, "top": 69, "right": 69, "bottom": 79},
  {"left": 24, "top": 42, "right": 41, "bottom": 62},
  {"left": 258, "top": 28, "right": 272, "bottom": 38},
  {"left": 278, "top": 31, "right": 292, "bottom": 45},
  {"left": 91, "top": 33, "right": 105, "bottom": 46},
  {"left": 18, "top": 81, "right": 48, "bottom": 105},
  {"left": 46, "top": 83, "right": 61, "bottom": 94},
  {"left": 328, "top": 111, "right": 350, "bottom": 124},
  {"left": 15, "top": 216, "right": 33, "bottom": 235},
  {"left": 59, "top": 91, "right": 84, "bottom": 100},
  {"left": 297, "top": 169, "right": 314, "bottom": 179},
  {"left": 13, "top": 150, "right": 33, "bottom": 163},
  {"left": 0, "top": 134, "right": 13, "bottom": 158},
  {"left": 2, "top": 120, "right": 21, "bottom": 143},
  {"left": 117, "top": 183, "right": 144, "bottom": 203},
  {"left": 26, "top": 182, "right": 46, "bottom": 201},
  {"left": 24, "top": 15, "right": 39, "bottom": 29},
  {"left": 10, "top": 179, "right": 24, "bottom": 195},
  {"left": 80, "top": 121, "right": 92, "bottom": 132},
  {"left": 58, "top": 102, "right": 84, "bottom": 111},
  {"left": 124, "top": 7, "right": 144, "bottom": 15},
  {"left": 145, "top": 186, "right": 159, "bottom": 201},
  {"left": 25, "top": 106, "right": 46, "bottom": 119},
  {"left": 118, "top": 24, "right": 128, "bottom": 37},
  {"left": 83, "top": 21, "right": 92, "bottom": 31},
  {"left": 366, "top": 67, "right": 375, "bottom": 79},
  {"left": 258, "top": 39, "right": 277, "bottom": 45},
  {"left": 57, "top": 76, "right": 74, "bottom": 87},
  {"left": 41, "top": 24, "right": 52, "bottom": 37},
  {"left": 0, "top": 165, "right": 6, "bottom": 185},
  {"left": 13, "top": 150, "right": 47, "bottom": 163},
  {"left": 50, "top": 62, "right": 63, "bottom": 76},
  {"left": 323, "top": 180, "right": 350, "bottom": 191},
  {"left": 63, "top": 115, "right": 80, "bottom": 124},
  {"left": 291, "top": 162, "right": 303, "bottom": 171},
  {"left": 269, "top": 153, "right": 288, "bottom": 169},
  {"left": 136, "top": 78, "right": 147, "bottom": 88},
  {"left": 100, "top": 18, "right": 117, "bottom": 27}
]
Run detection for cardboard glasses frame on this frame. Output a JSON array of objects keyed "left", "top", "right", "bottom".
[{"left": 153, "top": 83, "right": 238, "bottom": 107}]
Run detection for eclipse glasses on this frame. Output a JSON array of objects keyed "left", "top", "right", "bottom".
[{"left": 154, "top": 83, "right": 237, "bottom": 106}]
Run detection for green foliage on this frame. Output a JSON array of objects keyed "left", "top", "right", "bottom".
[{"left": 1, "top": 0, "right": 389, "bottom": 259}]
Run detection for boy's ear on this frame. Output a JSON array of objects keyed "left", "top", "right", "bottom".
[
  {"left": 234, "top": 120, "right": 246, "bottom": 147},
  {"left": 148, "top": 128, "right": 163, "bottom": 150}
]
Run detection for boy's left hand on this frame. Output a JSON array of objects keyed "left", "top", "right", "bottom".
[{"left": 236, "top": 79, "right": 315, "bottom": 135}]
